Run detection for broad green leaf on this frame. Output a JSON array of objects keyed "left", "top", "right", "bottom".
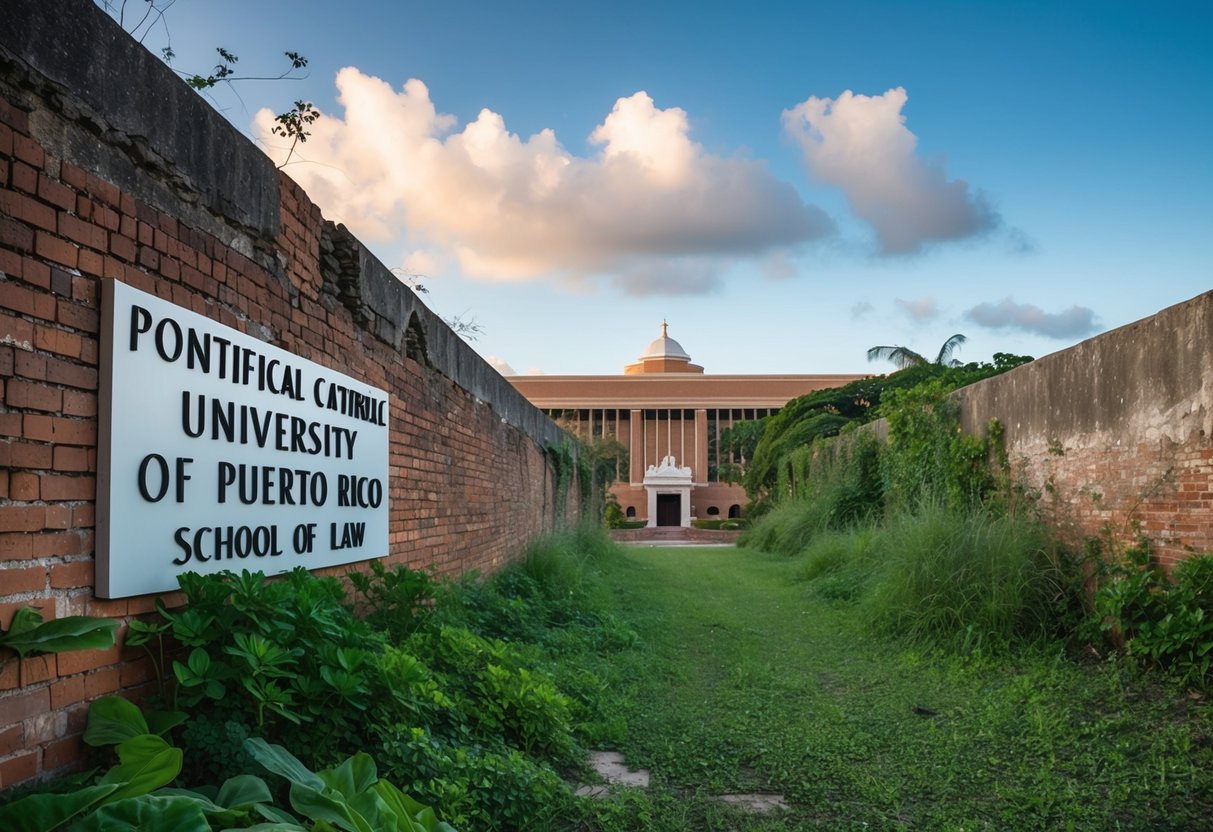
[
  {"left": 145, "top": 709, "right": 189, "bottom": 736},
  {"left": 99, "top": 734, "right": 183, "bottom": 802},
  {"left": 318, "top": 752, "right": 378, "bottom": 799},
  {"left": 0, "top": 615, "right": 119, "bottom": 657},
  {"left": 0, "top": 783, "right": 120, "bottom": 832},
  {"left": 244, "top": 738, "right": 325, "bottom": 791},
  {"left": 287, "top": 783, "right": 373, "bottom": 832},
  {"left": 255, "top": 803, "right": 306, "bottom": 825},
  {"left": 83, "top": 696, "right": 149, "bottom": 747},
  {"left": 6, "top": 607, "right": 44, "bottom": 636},
  {"left": 216, "top": 773, "right": 274, "bottom": 808},
  {"left": 71, "top": 794, "right": 210, "bottom": 832}
]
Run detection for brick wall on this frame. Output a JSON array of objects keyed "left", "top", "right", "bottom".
[
  {"left": 1, "top": 0, "right": 576, "bottom": 787},
  {"left": 955, "top": 290, "right": 1213, "bottom": 566}
]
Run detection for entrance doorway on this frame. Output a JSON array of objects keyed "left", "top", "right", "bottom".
[{"left": 656, "top": 494, "right": 681, "bottom": 526}]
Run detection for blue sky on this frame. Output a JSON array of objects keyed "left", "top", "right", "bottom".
[{"left": 127, "top": 0, "right": 1211, "bottom": 375}]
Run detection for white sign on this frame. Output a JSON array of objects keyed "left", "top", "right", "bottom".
[{"left": 96, "top": 280, "right": 390, "bottom": 598}]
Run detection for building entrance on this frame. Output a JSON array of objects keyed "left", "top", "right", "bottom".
[{"left": 656, "top": 494, "right": 681, "bottom": 526}]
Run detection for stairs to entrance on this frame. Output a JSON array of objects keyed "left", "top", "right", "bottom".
[{"left": 609, "top": 526, "right": 741, "bottom": 547}]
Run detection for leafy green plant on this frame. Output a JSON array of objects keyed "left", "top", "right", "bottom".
[
  {"left": 245, "top": 738, "right": 457, "bottom": 832},
  {"left": 349, "top": 561, "right": 437, "bottom": 641},
  {"left": 0, "top": 607, "right": 120, "bottom": 688},
  {"left": 1095, "top": 544, "right": 1213, "bottom": 683}
]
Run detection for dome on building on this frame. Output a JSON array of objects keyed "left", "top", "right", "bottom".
[
  {"left": 641, "top": 321, "right": 691, "bottom": 360},
  {"left": 624, "top": 321, "right": 704, "bottom": 374}
]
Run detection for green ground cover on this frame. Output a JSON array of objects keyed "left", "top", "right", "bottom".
[{"left": 586, "top": 544, "right": 1213, "bottom": 831}]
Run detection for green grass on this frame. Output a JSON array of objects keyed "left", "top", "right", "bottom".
[{"left": 571, "top": 544, "right": 1213, "bottom": 831}]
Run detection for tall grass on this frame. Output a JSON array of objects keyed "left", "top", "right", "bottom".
[
  {"left": 783, "top": 502, "right": 1072, "bottom": 648},
  {"left": 864, "top": 504, "right": 1067, "bottom": 647},
  {"left": 519, "top": 522, "right": 620, "bottom": 600}
]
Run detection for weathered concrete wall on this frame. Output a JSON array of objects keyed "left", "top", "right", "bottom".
[
  {"left": 0, "top": 0, "right": 577, "bottom": 786},
  {"left": 955, "top": 291, "right": 1213, "bottom": 564}
]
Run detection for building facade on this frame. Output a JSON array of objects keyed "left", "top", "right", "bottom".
[{"left": 508, "top": 324, "right": 864, "bottom": 526}]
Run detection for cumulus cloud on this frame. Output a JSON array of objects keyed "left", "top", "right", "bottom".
[
  {"left": 782, "top": 87, "right": 999, "bottom": 255},
  {"left": 964, "top": 298, "right": 1100, "bottom": 339},
  {"left": 486, "top": 356, "right": 516, "bottom": 376},
  {"left": 895, "top": 296, "right": 940, "bottom": 322},
  {"left": 851, "top": 300, "right": 874, "bottom": 319},
  {"left": 256, "top": 71, "right": 833, "bottom": 294}
]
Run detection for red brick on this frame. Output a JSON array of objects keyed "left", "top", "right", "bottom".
[
  {"left": 0, "top": 565, "right": 47, "bottom": 595},
  {"left": 60, "top": 161, "right": 87, "bottom": 191},
  {"left": 0, "top": 122, "right": 11, "bottom": 155},
  {"left": 33, "top": 231, "right": 78, "bottom": 268},
  {"left": 73, "top": 275, "right": 97, "bottom": 304},
  {"left": 55, "top": 416, "right": 95, "bottom": 445},
  {"left": 21, "top": 258, "right": 50, "bottom": 289},
  {"left": 57, "top": 301, "right": 99, "bottom": 333},
  {"left": 0, "top": 687, "right": 50, "bottom": 722},
  {"left": 0, "top": 216, "right": 34, "bottom": 253},
  {"left": 79, "top": 337, "right": 98, "bottom": 365},
  {"left": 53, "top": 446, "right": 90, "bottom": 472},
  {"left": 59, "top": 214, "right": 107, "bottom": 252},
  {"left": 0, "top": 470, "right": 7, "bottom": 499},
  {"left": 0, "top": 99, "right": 29, "bottom": 132},
  {"left": 37, "top": 175, "right": 76, "bottom": 211},
  {"left": 137, "top": 246, "right": 160, "bottom": 271},
  {"left": 77, "top": 248, "right": 103, "bottom": 277},
  {"left": 95, "top": 206, "right": 120, "bottom": 233},
  {"left": 43, "top": 356, "right": 96, "bottom": 390},
  {"left": 19, "top": 654, "right": 56, "bottom": 685},
  {"left": 49, "top": 560, "right": 93, "bottom": 590},
  {"left": 33, "top": 325, "right": 82, "bottom": 359},
  {"left": 12, "top": 133, "right": 43, "bottom": 168},
  {"left": 72, "top": 504, "right": 95, "bottom": 527},
  {"left": 0, "top": 751, "right": 38, "bottom": 788},
  {"left": 83, "top": 667, "right": 121, "bottom": 699},
  {"left": 38, "top": 474, "right": 94, "bottom": 501},
  {"left": 43, "top": 505, "right": 71, "bottom": 530},
  {"left": 61, "top": 390, "right": 96, "bottom": 418},
  {"left": 0, "top": 280, "right": 56, "bottom": 321},
  {"left": 11, "top": 160, "right": 37, "bottom": 194},
  {"left": 0, "top": 724, "right": 22, "bottom": 757},
  {"left": 4, "top": 379, "right": 62, "bottom": 412},
  {"left": 9, "top": 471, "right": 39, "bottom": 500},
  {"left": 2, "top": 440, "right": 53, "bottom": 468},
  {"left": 0, "top": 248, "right": 20, "bottom": 278},
  {"left": 0, "top": 505, "right": 46, "bottom": 532},
  {"left": 56, "top": 645, "right": 120, "bottom": 677},
  {"left": 0, "top": 534, "right": 33, "bottom": 561},
  {"left": 13, "top": 350, "right": 46, "bottom": 380},
  {"left": 49, "top": 675, "right": 87, "bottom": 709},
  {"left": 0, "top": 314, "right": 34, "bottom": 348},
  {"left": 42, "top": 734, "right": 84, "bottom": 773},
  {"left": 0, "top": 189, "right": 57, "bottom": 232},
  {"left": 85, "top": 174, "right": 120, "bottom": 208}
]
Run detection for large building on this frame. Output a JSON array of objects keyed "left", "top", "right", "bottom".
[{"left": 508, "top": 323, "right": 864, "bottom": 526}]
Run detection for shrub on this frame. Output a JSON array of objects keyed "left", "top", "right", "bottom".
[{"left": 1094, "top": 545, "right": 1213, "bottom": 683}]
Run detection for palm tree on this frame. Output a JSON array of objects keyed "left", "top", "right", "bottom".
[{"left": 867, "top": 333, "right": 967, "bottom": 369}]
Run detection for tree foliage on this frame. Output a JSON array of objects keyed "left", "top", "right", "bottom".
[{"left": 743, "top": 354, "right": 1033, "bottom": 506}]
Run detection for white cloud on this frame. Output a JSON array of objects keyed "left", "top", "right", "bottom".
[
  {"left": 895, "top": 296, "right": 940, "bottom": 322},
  {"left": 964, "top": 297, "right": 1100, "bottom": 339},
  {"left": 851, "top": 300, "right": 874, "bottom": 319},
  {"left": 782, "top": 87, "right": 999, "bottom": 255},
  {"left": 486, "top": 356, "right": 516, "bottom": 376},
  {"left": 257, "top": 71, "right": 833, "bottom": 294}
]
